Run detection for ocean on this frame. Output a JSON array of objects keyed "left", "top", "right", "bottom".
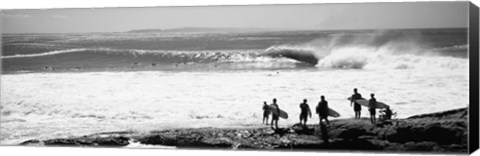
[{"left": 0, "top": 28, "right": 469, "bottom": 144}]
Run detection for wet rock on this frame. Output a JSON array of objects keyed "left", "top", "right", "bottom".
[
  {"left": 408, "top": 108, "right": 467, "bottom": 119},
  {"left": 403, "top": 141, "right": 438, "bottom": 151},
  {"left": 291, "top": 123, "right": 314, "bottom": 135},
  {"left": 386, "top": 122, "right": 465, "bottom": 145},
  {"left": 337, "top": 128, "right": 366, "bottom": 140},
  {"left": 20, "top": 139, "right": 43, "bottom": 146},
  {"left": 139, "top": 134, "right": 178, "bottom": 146},
  {"left": 423, "top": 125, "right": 462, "bottom": 144},
  {"left": 17, "top": 107, "right": 468, "bottom": 153},
  {"left": 38, "top": 136, "right": 130, "bottom": 147},
  {"left": 201, "top": 137, "right": 232, "bottom": 148}
]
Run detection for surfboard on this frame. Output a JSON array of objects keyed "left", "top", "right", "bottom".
[
  {"left": 355, "top": 99, "right": 389, "bottom": 109},
  {"left": 269, "top": 104, "right": 288, "bottom": 119},
  {"left": 347, "top": 96, "right": 365, "bottom": 101},
  {"left": 328, "top": 108, "right": 340, "bottom": 117}
]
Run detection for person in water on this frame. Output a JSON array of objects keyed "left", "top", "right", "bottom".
[
  {"left": 262, "top": 101, "right": 270, "bottom": 125},
  {"left": 368, "top": 93, "right": 377, "bottom": 125},
  {"left": 270, "top": 98, "right": 280, "bottom": 130},
  {"left": 350, "top": 88, "right": 363, "bottom": 119},
  {"left": 316, "top": 95, "right": 330, "bottom": 125},
  {"left": 299, "top": 99, "right": 312, "bottom": 126}
]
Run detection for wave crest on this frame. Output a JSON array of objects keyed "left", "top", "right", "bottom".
[
  {"left": 2, "top": 48, "right": 295, "bottom": 65},
  {"left": 263, "top": 32, "right": 467, "bottom": 70}
]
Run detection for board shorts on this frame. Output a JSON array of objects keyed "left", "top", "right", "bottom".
[
  {"left": 263, "top": 112, "right": 270, "bottom": 117},
  {"left": 272, "top": 115, "right": 279, "bottom": 120},
  {"left": 300, "top": 113, "right": 308, "bottom": 121},
  {"left": 319, "top": 113, "right": 328, "bottom": 118},
  {"left": 369, "top": 108, "right": 376, "bottom": 115},
  {"left": 354, "top": 103, "right": 362, "bottom": 111}
]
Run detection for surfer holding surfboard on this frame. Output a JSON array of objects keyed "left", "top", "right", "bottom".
[
  {"left": 350, "top": 88, "right": 363, "bottom": 119},
  {"left": 369, "top": 93, "right": 377, "bottom": 125},
  {"left": 299, "top": 99, "right": 312, "bottom": 127},
  {"left": 270, "top": 98, "right": 281, "bottom": 130},
  {"left": 316, "top": 95, "right": 330, "bottom": 125},
  {"left": 262, "top": 102, "right": 270, "bottom": 125}
]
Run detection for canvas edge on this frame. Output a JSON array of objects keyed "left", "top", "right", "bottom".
[{"left": 469, "top": 1, "right": 480, "bottom": 154}]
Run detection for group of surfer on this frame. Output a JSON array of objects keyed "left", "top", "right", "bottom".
[{"left": 262, "top": 88, "right": 396, "bottom": 130}]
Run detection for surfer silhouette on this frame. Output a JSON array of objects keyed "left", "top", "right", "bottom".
[
  {"left": 299, "top": 99, "right": 312, "bottom": 126},
  {"left": 350, "top": 88, "right": 363, "bottom": 119},
  {"left": 271, "top": 98, "right": 280, "bottom": 130},
  {"left": 380, "top": 106, "right": 396, "bottom": 121},
  {"left": 262, "top": 101, "right": 270, "bottom": 125},
  {"left": 316, "top": 95, "right": 330, "bottom": 125},
  {"left": 368, "top": 93, "right": 377, "bottom": 125}
]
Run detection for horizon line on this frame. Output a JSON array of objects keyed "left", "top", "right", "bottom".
[{"left": 2, "top": 26, "right": 468, "bottom": 35}]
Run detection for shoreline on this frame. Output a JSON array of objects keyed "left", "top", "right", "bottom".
[{"left": 19, "top": 107, "right": 468, "bottom": 153}]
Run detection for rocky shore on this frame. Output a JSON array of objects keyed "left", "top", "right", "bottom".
[{"left": 20, "top": 108, "right": 468, "bottom": 153}]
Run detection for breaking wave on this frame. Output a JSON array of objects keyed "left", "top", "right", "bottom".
[
  {"left": 2, "top": 49, "right": 88, "bottom": 59},
  {"left": 2, "top": 31, "right": 468, "bottom": 71},
  {"left": 1, "top": 48, "right": 296, "bottom": 68},
  {"left": 264, "top": 32, "right": 468, "bottom": 70}
]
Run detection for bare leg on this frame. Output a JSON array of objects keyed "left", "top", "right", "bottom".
[
  {"left": 271, "top": 119, "right": 275, "bottom": 129},
  {"left": 275, "top": 120, "right": 279, "bottom": 130},
  {"left": 373, "top": 115, "right": 375, "bottom": 124},
  {"left": 320, "top": 122, "right": 329, "bottom": 144}
]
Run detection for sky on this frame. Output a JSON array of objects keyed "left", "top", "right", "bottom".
[{"left": 1, "top": 1, "right": 469, "bottom": 33}]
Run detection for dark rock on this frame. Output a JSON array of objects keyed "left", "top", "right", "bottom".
[
  {"left": 201, "top": 137, "right": 232, "bottom": 148},
  {"left": 92, "top": 136, "right": 130, "bottom": 146},
  {"left": 403, "top": 141, "right": 438, "bottom": 151},
  {"left": 337, "top": 128, "right": 366, "bottom": 140},
  {"left": 442, "top": 144, "right": 468, "bottom": 152},
  {"left": 291, "top": 123, "right": 314, "bottom": 135},
  {"left": 40, "top": 136, "right": 130, "bottom": 147},
  {"left": 139, "top": 134, "right": 177, "bottom": 146},
  {"left": 423, "top": 125, "right": 461, "bottom": 145},
  {"left": 408, "top": 108, "right": 467, "bottom": 119},
  {"left": 20, "top": 139, "right": 43, "bottom": 146},
  {"left": 326, "top": 138, "right": 382, "bottom": 150},
  {"left": 17, "top": 107, "right": 468, "bottom": 153},
  {"left": 273, "top": 128, "right": 290, "bottom": 136},
  {"left": 387, "top": 123, "right": 465, "bottom": 145},
  {"left": 44, "top": 138, "right": 78, "bottom": 146}
]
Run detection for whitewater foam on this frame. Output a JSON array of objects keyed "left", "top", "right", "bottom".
[
  {"left": 1, "top": 49, "right": 88, "bottom": 59},
  {"left": 264, "top": 32, "right": 468, "bottom": 69},
  {"left": 1, "top": 64, "right": 469, "bottom": 144}
]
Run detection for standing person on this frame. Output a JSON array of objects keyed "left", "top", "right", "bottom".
[
  {"left": 316, "top": 95, "right": 330, "bottom": 125},
  {"left": 350, "top": 88, "right": 363, "bottom": 119},
  {"left": 270, "top": 98, "right": 280, "bottom": 130},
  {"left": 368, "top": 93, "right": 377, "bottom": 125},
  {"left": 299, "top": 99, "right": 312, "bottom": 127},
  {"left": 262, "top": 101, "right": 270, "bottom": 125}
]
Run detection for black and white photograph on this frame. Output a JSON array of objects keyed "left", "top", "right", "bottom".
[{"left": 0, "top": 1, "right": 477, "bottom": 154}]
